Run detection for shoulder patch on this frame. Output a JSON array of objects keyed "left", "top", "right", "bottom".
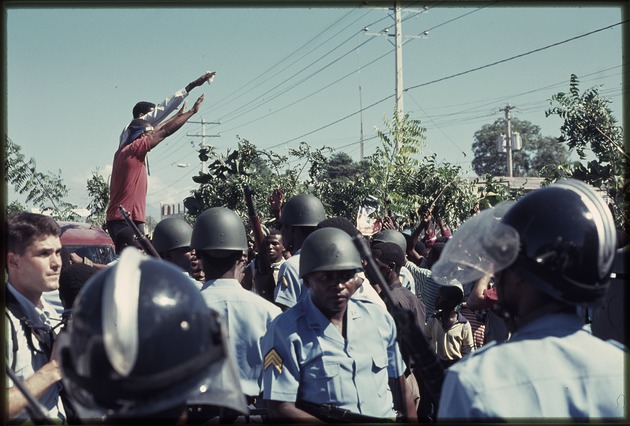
[
  {"left": 264, "top": 348, "right": 283, "bottom": 374},
  {"left": 281, "top": 275, "right": 289, "bottom": 288}
]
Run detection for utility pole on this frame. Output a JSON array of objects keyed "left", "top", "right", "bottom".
[
  {"left": 394, "top": 2, "right": 404, "bottom": 120},
  {"left": 363, "top": 3, "right": 429, "bottom": 153},
  {"left": 359, "top": 84, "right": 364, "bottom": 160},
  {"left": 502, "top": 104, "right": 516, "bottom": 177},
  {"left": 186, "top": 116, "right": 220, "bottom": 174}
]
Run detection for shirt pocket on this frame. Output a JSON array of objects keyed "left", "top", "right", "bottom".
[
  {"left": 371, "top": 355, "right": 389, "bottom": 397},
  {"left": 304, "top": 360, "right": 342, "bottom": 402}
]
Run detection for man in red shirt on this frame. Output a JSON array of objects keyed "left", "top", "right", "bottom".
[{"left": 105, "top": 94, "right": 205, "bottom": 240}]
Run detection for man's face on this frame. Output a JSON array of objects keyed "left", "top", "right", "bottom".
[
  {"left": 266, "top": 234, "right": 285, "bottom": 262},
  {"left": 8, "top": 235, "right": 62, "bottom": 301},
  {"left": 165, "top": 246, "right": 195, "bottom": 274},
  {"left": 280, "top": 225, "right": 294, "bottom": 252},
  {"left": 304, "top": 270, "right": 358, "bottom": 317}
]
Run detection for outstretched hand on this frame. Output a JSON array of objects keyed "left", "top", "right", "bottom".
[{"left": 191, "top": 93, "right": 205, "bottom": 113}]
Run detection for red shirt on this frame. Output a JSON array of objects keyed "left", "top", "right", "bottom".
[{"left": 106, "top": 135, "right": 152, "bottom": 223}]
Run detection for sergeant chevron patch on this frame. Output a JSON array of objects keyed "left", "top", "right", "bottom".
[{"left": 264, "top": 348, "right": 283, "bottom": 374}]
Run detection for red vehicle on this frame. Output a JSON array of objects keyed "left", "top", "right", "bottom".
[{"left": 57, "top": 221, "right": 116, "bottom": 265}]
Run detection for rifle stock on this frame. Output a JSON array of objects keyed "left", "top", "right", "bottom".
[
  {"left": 352, "top": 234, "right": 445, "bottom": 404},
  {"left": 117, "top": 205, "right": 161, "bottom": 258}
]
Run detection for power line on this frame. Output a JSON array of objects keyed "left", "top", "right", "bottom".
[{"left": 267, "top": 19, "right": 627, "bottom": 150}]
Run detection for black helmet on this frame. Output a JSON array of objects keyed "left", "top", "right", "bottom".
[
  {"left": 372, "top": 229, "right": 407, "bottom": 254},
  {"left": 501, "top": 179, "right": 616, "bottom": 305},
  {"left": 300, "top": 227, "right": 363, "bottom": 277},
  {"left": 191, "top": 207, "right": 247, "bottom": 253},
  {"left": 152, "top": 217, "right": 193, "bottom": 254},
  {"left": 279, "top": 194, "right": 326, "bottom": 227},
  {"left": 432, "top": 179, "right": 616, "bottom": 306},
  {"left": 58, "top": 248, "right": 247, "bottom": 419}
]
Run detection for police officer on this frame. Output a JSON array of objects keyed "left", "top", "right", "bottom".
[
  {"left": 262, "top": 227, "right": 417, "bottom": 422},
  {"left": 191, "top": 207, "right": 281, "bottom": 409},
  {"left": 274, "top": 193, "right": 327, "bottom": 310},
  {"left": 152, "top": 217, "right": 204, "bottom": 284},
  {"left": 58, "top": 248, "right": 247, "bottom": 423},
  {"left": 432, "top": 179, "right": 625, "bottom": 419}
]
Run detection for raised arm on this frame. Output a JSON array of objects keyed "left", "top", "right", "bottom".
[
  {"left": 142, "top": 71, "right": 215, "bottom": 125},
  {"left": 149, "top": 94, "right": 205, "bottom": 149}
]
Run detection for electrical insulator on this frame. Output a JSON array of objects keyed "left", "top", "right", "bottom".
[{"left": 496, "top": 135, "right": 506, "bottom": 153}]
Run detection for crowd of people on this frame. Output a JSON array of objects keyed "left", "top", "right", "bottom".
[{"left": 5, "top": 71, "right": 626, "bottom": 424}]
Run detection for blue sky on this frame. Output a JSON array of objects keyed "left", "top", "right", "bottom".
[{"left": 5, "top": 4, "right": 625, "bottom": 220}]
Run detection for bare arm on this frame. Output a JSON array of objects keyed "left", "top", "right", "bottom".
[
  {"left": 150, "top": 94, "right": 205, "bottom": 149},
  {"left": 185, "top": 71, "right": 215, "bottom": 93},
  {"left": 266, "top": 400, "right": 322, "bottom": 423},
  {"left": 464, "top": 274, "right": 492, "bottom": 311},
  {"left": 390, "top": 375, "right": 418, "bottom": 423},
  {"left": 7, "top": 360, "right": 61, "bottom": 418}
]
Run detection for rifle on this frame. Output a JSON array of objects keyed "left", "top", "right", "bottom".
[
  {"left": 117, "top": 205, "right": 161, "bottom": 258},
  {"left": 6, "top": 366, "right": 52, "bottom": 425},
  {"left": 296, "top": 400, "right": 393, "bottom": 423},
  {"left": 243, "top": 187, "right": 275, "bottom": 301},
  {"left": 352, "top": 235, "right": 445, "bottom": 404}
]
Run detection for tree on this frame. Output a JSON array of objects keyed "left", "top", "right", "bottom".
[
  {"left": 546, "top": 74, "right": 628, "bottom": 231},
  {"left": 471, "top": 118, "right": 568, "bottom": 177},
  {"left": 5, "top": 136, "right": 78, "bottom": 220},
  {"left": 85, "top": 169, "right": 109, "bottom": 227}
]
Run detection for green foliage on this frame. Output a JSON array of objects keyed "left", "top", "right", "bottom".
[
  {"left": 471, "top": 118, "right": 568, "bottom": 177},
  {"left": 6, "top": 200, "right": 27, "bottom": 216},
  {"left": 184, "top": 111, "right": 507, "bottom": 232},
  {"left": 5, "top": 136, "right": 78, "bottom": 220},
  {"left": 86, "top": 169, "right": 110, "bottom": 226},
  {"left": 546, "top": 74, "right": 628, "bottom": 230}
]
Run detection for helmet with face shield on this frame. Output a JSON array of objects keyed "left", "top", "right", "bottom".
[
  {"left": 431, "top": 179, "right": 616, "bottom": 306},
  {"left": 58, "top": 248, "right": 248, "bottom": 421}
]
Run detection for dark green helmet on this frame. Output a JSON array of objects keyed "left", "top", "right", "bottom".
[
  {"left": 152, "top": 217, "right": 192, "bottom": 254},
  {"left": 191, "top": 207, "right": 247, "bottom": 252},
  {"left": 279, "top": 194, "right": 326, "bottom": 227},
  {"left": 300, "top": 227, "right": 362, "bottom": 278},
  {"left": 372, "top": 229, "right": 407, "bottom": 254}
]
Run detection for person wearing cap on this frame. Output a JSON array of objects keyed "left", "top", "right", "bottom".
[
  {"left": 432, "top": 179, "right": 625, "bottom": 419},
  {"left": 261, "top": 227, "right": 417, "bottom": 423},
  {"left": 105, "top": 93, "right": 205, "bottom": 241},
  {"left": 274, "top": 193, "right": 327, "bottom": 311},
  {"left": 118, "top": 71, "right": 215, "bottom": 149},
  {"left": 191, "top": 207, "right": 281, "bottom": 414}
]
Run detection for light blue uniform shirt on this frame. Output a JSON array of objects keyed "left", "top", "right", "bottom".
[
  {"left": 200, "top": 278, "right": 281, "bottom": 396},
  {"left": 262, "top": 292, "right": 406, "bottom": 419},
  {"left": 438, "top": 312, "right": 626, "bottom": 420},
  {"left": 274, "top": 250, "right": 303, "bottom": 308}
]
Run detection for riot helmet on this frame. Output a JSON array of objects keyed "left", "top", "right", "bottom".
[
  {"left": 372, "top": 229, "right": 407, "bottom": 254},
  {"left": 152, "top": 217, "right": 193, "bottom": 254},
  {"left": 501, "top": 179, "right": 616, "bottom": 305},
  {"left": 58, "top": 248, "right": 248, "bottom": 420},
  {"left": 300, "top": 227, "right": 363, "bottom": 277},
  {"left": 190, "top": 207, "right": 248, "bottom": 254},
  {"left": 278, "top": 194, "right": 327, "bottom": 227},
  {"left": 432, "top": 179, "right": 616, "bottom": 306}
]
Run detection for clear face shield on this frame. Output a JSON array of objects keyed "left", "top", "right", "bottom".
[{"left": 431, "top": 202, "right": 520, "bottom": 285}]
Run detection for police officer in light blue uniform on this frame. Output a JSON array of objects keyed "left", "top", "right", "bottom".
[
  {"left": 192, "top": 207, "right": 281, "bottom": 402},
  {"left": 262, "top": 227, "right": 417, "bottom": 422},
  {"left": 432, "top": 179, "right": 625, "bottom": 420},
  {"left": 274, "top": 194, "right": 327, "bottom": 310}
]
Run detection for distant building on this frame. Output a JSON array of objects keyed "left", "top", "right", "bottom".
[{"left": 160, "top": 202, "right": 186, "bottom": 221}]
